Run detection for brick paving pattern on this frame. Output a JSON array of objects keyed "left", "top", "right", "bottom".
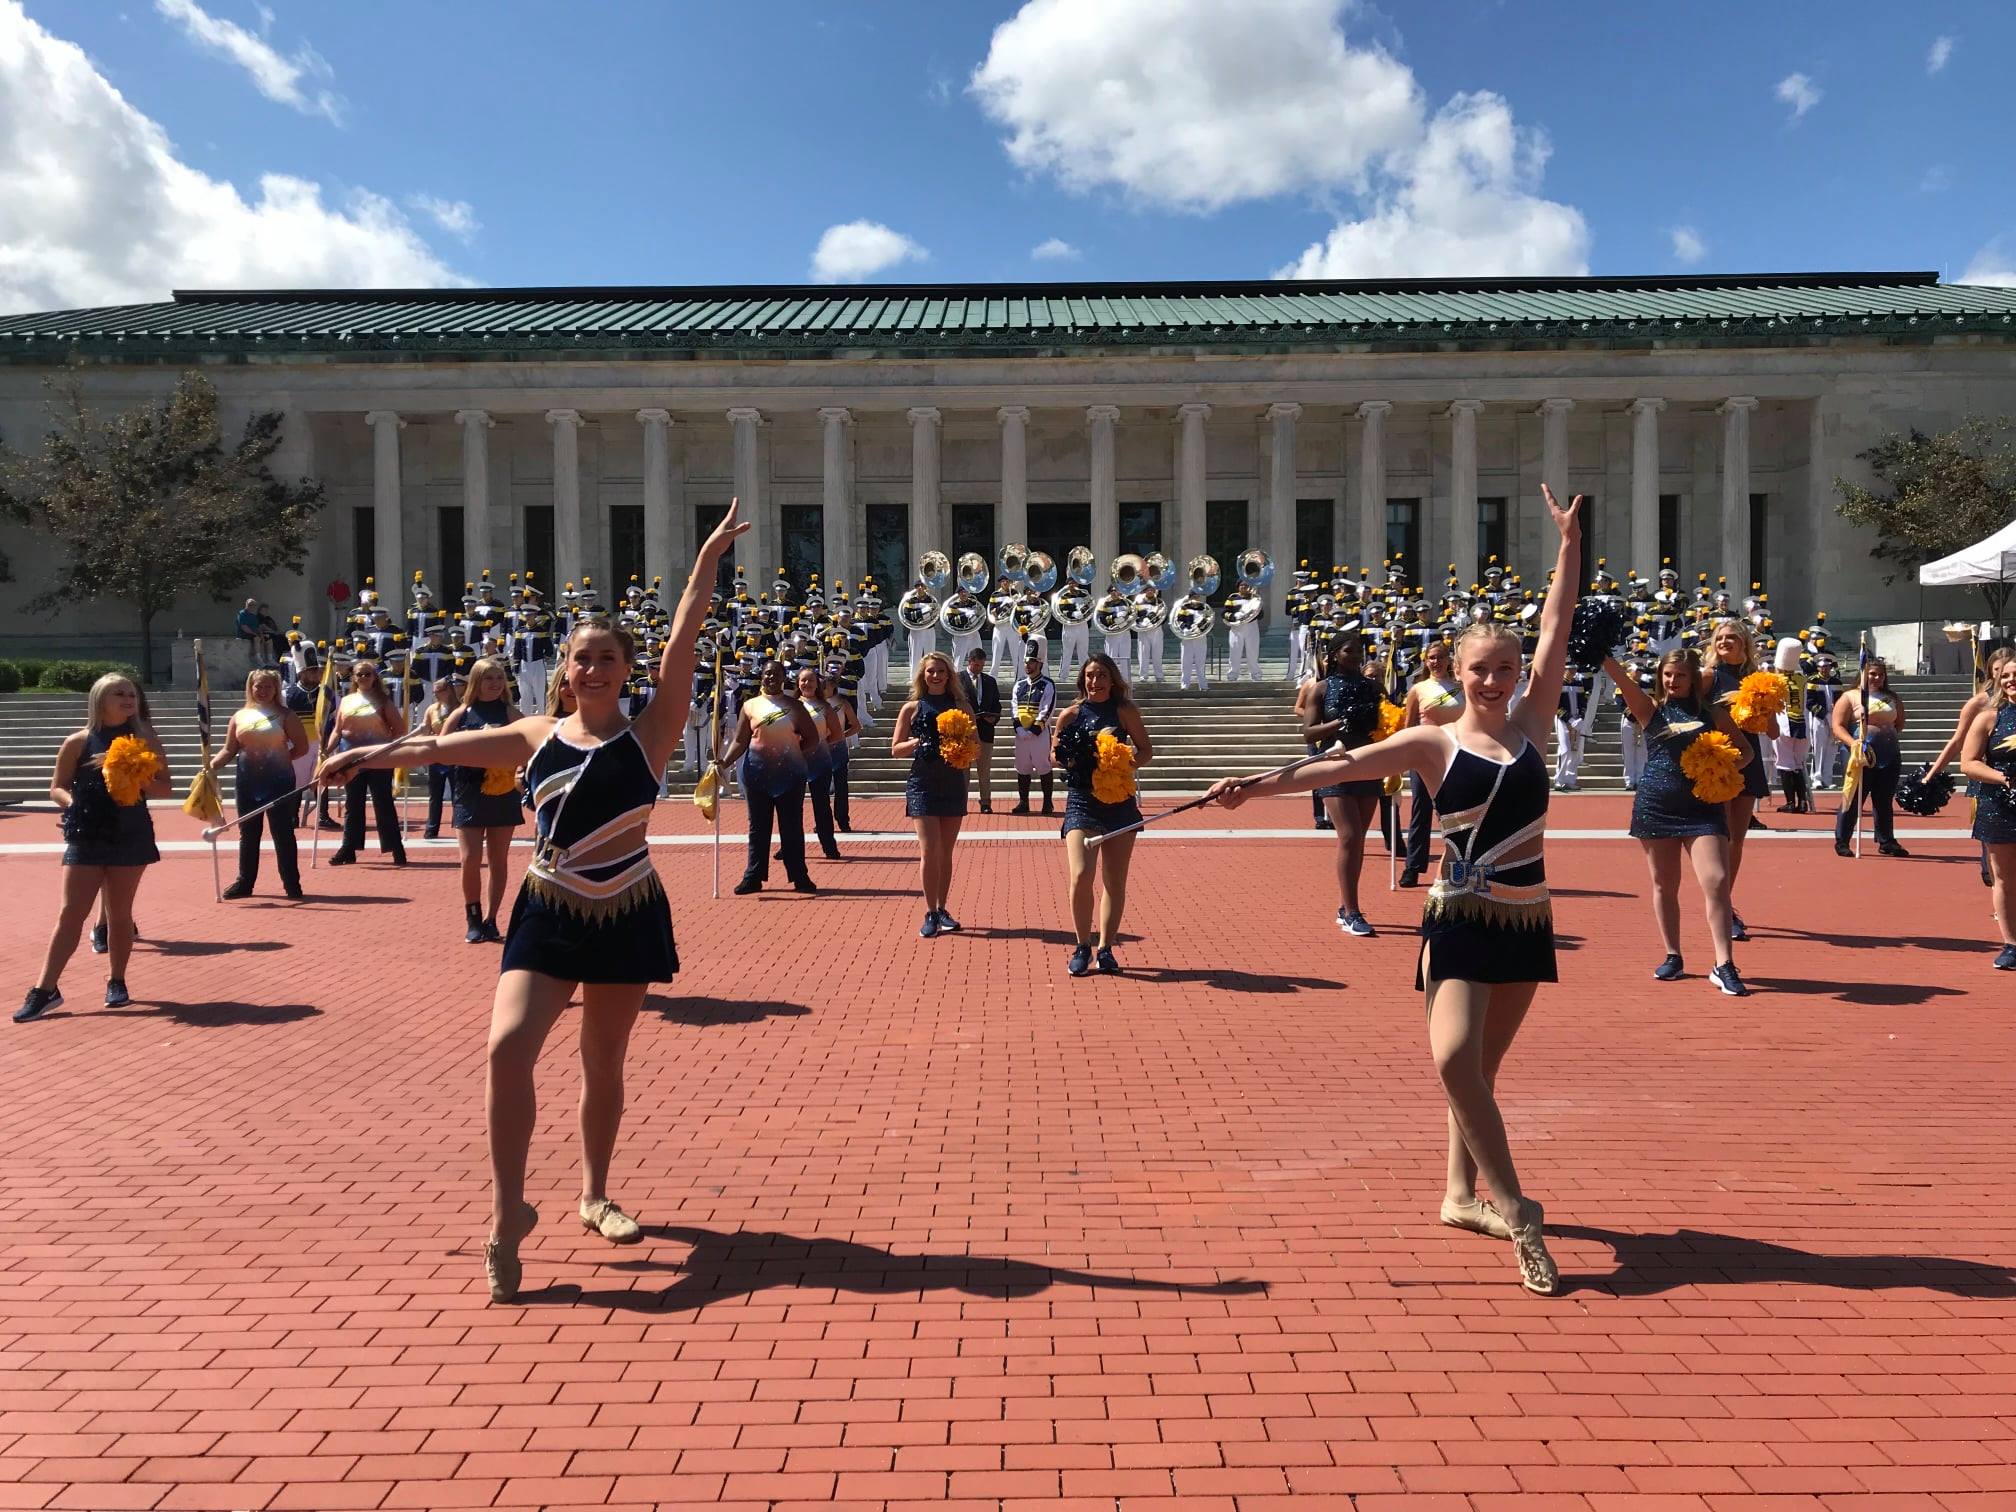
[{"left": 2, "top": 794, "right": 2012, "bottom": 1509}]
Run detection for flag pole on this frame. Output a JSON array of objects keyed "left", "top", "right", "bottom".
[
  {"left": 1853, "top": 631, "right": 1870, "bottom": 860},
  {"left": 710, "top": 647, "right": 724, "bottom": 899},
  {"left": 194, "top": 639, "right": 222, "bottom": 901},
  {"left": 1384, "top": 631, "right": 1400, "bottom": 892},
  {"left": 310, "top": 654, "right": 336, "bottom": 872}
]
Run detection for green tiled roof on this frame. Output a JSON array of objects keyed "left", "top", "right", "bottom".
[{"left": 5, "top": 273, "right": 2014, "bottom": 361}]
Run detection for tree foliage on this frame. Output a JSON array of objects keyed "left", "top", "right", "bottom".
[
  {"left": 0, "top": 372, "right": 324, "bottom": 681},
  {"left": 1834, "top": 418, "right": 2016, "bottom": 606}
]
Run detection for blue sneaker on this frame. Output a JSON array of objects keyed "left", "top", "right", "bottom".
[
  {"left": 1653, "top": 954, "right": 1683, "bottom": 981},
  {"left": 103, "top": 980, "right": 130, "bottom": 1009},
  {"left": 1067, "top": 944, "right": 1092, "bottom": 977},
  {"left": 1709, "top": 962, "right": 1749, "bottom": 997},
  {"left": 919, "top": 912, "right": 939, "bottom": 939},
  {"left": 1729, "top": 912, "right": 1748, "bottom": 942},
  {"left": 934, "top": 909, "right": 961, "bottom": 934},
  {"left": 1339, "top": 911, "right": 1375, "bottom": 938},
  {"left": 1994, "top": 944, "right": 2016, "bottom": 971},
  {"left": 1096, "top": 946, "right": 1120, "bottom": 974},
  {"left": 14, "top": 987, "right": 60, "bottom": 1023}
]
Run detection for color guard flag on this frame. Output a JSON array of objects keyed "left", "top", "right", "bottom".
[{"left": 181, "top": 638, "right": 225, "bottom": 823}]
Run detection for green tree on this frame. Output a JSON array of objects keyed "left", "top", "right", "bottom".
[
  {"left": 1835, "top": 418, "right": 2016, "bottom": 622},
  {"left": 0, "top": 372, "right": 324, "bottom": 682}
]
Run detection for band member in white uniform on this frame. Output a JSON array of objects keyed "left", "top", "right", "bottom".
[
  {"left": 1176, "top": 613, "right": 1209, "bottom": 691},
  {"left": 989, "top": 595, "right": 1021, "bottom": 677},
  {"left": 1097, "top": 591, "right": 1133, "bottom": 671},
  {"left": 1010, "top": 647, "right": 1058, "bottom": 814},
  {"left": 1224, "top": 587, "right": 1263, "bottom": 681},
  {"left": 1551, "top": 669, "right": 1588, "bottom": 791},
  {"left": 1058, "top": 604, "right": 1090, "bottom": 685},
  {"left": 1133, "top": 587, "right": 1167, "bottom": 683},
  {"left": 907, "top": 619, "right": 939, "bottom": 682}
]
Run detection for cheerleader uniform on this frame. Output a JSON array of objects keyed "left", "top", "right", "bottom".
[
  {"left": 1416, "top": 735, "right": 1555, "bottom": 988},
  {"left": 1629, "top": 703, "right": 1730, "bottom": 840},
  {"left": 502, "top": 725, "right": 676, "bottom": 984},
  {"left": 228, "top": 706, "right": 301, "bottom": 891},
  {"left": 905, "top": 689, "right": 971, "bottom": 819},
  {"left": 1710, "top": 664, "right": 1771, "bottom": 800},
  {"left": 61, "top": 724, "right": 160, "bottom": 868},
  {"left": 450, "top": 699, "right": 525, "bottom": 830},
  {"left": 1313, "top": 672, "right": 1385, "bottom": 802},
  {"left": 1058, "top": 696, "right": 1141, "bottom": 838},
  {"left": 1975, "top": 705, "right": 2016, "bottom": 845}
]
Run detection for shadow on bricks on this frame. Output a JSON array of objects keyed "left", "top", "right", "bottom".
[
  {"left": 519, "top": 1226, "right": 1270, "bottom": 1312},
  {"left": 1553, "top": 1224, "right": 2016, "bottom": 1298}
]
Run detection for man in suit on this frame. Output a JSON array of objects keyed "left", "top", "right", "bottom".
[{"left": 961, "top": 648, "right": 1003, "bottom": 814}]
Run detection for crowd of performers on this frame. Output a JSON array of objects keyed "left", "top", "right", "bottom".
[{"left": 15, "top": 496, "right": 2016, "bottom": 1311}]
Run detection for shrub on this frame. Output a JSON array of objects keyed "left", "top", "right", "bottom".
[
  {"left": 34, "top": 659, "right": 141, "bottom": 692},
  {"left": 0, "top": 661, "right": 19, "bottom": 693},
  {"left": 12, "top": 657, "right": 48, "bottom": 687}
]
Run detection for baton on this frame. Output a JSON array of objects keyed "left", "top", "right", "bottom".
[
  {"left": 1082, "top": 745, "right": 1341, "bottom": 850},
  {"left": 200, "top": 725, "right": 430, "bottom": 841}
]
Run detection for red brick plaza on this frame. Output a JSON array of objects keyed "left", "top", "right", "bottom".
[{"left": 2, "top": 794, "right": 2012, "bottom": 1511}]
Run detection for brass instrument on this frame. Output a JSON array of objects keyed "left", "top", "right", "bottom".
[
  {"left": 1236, "top": 548, "right": 1273, "bottom": 590},
  {"left": 1093, "top": 591, "right": 1135, "bottom": 634},
  {"left": 896, "top": 583, "right": 940, "bottom": 631},
  {"left": 1185, "top": 553, "right": 1221, "bottom": 600},
  {"left": 1171, "top": 596, "right": 1215, "bottom": 640},
  {"left": 1024, "top": 550, "right": 1059, "bottom": 595},
  {"left": 1012, "top": 593, "right": 1053, "bottom": 638},
  {"left": 1143, "top": 552, "right": 1176, "bottom": 594},
  {"left": 1110, "top": 553, "right": 1146, "bottom": 597},
  {"left": 1132, "top": 591, "right": 1170, "bottom": 632},
  {"left": 1064, "top": 545, "right": 1097, "bottom": 587},
  {"left": 939, "top": 589, "right": 987, "bottom": 636},
  {"left": 985, "top": 587, "right": 1017, "bottom": 627},
  {"left": 1051, "top": 579, "right": 1095, "bottom": 625},
  {"left": 998, "top": 543, "right": 1030, "bottom": 585},
  {"left": 917, "top": 551, "right": 951, "bottom": 593},
  {"left": 955, "top": 551, "right": 991, "bottom": 596}
]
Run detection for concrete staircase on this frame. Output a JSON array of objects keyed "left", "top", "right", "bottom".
[{"left": 0, "top": 692, "right": 239, "bottom": 803}]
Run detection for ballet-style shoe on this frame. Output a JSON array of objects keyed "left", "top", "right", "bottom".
[
  {"left": 1508, "top": 1202, "right": 1559, "bottom": 1296},
  {"left": 580, "top": 1197, "right": 641, "bottom": 1244},
  {"left": 1439, "top": 1197, "right": 1514, "bottom": 1240},
  {"left": 485, "top": 1202, "right": 539, "bottom": 1304}
]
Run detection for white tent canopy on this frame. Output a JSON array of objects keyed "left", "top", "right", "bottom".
[{"left": 1918, "top": 516, "right": 2016, "bottom": 586}]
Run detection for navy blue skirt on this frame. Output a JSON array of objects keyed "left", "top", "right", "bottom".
[
  {"left": 1975, "top": 788, "right": 2016, "bottom": 846},
  {"left": 62, "top": 806, "right": 159, "bottom": 868},
  {"left": 1061, "top": 787, "right": 1142, "bottom": 837},
  {"left": 905, "top": 759, "right": 969, "bottom": 819},
  {"left": 452, "top": 773, "right": 524, "bottom": 830},
  {"left": 500, "top": 876, "right": 678, "bottom": 984}
]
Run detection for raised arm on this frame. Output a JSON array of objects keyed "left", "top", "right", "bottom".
[
  {"left": 1602, "top": 655, "right": 1655, "bottom": 729},
  {"left": 631, "top": 502, "right": 751, "bottom": 769},
  {"left": 1511, "top": 485, "right": 1584, "bottom": 745}
]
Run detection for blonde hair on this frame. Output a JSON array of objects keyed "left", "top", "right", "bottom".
[
  {"left": 1452, "top": 620, "right": 1521, "bottom": 664},
  {"left": 460, "top": 656, "right": 519, "bottom": 716},
  {"left": 85, "top": 672, "right": 148, "bottom": 735},
  {"left": 1700, "top": 617, "right": 1758, "bottom": 676},
  {"left": 243, "top": 667, "right": 282, "bottom": 706},
  {"left": 546, "top": 662, "right": 574, "bottom": 717},
  {"left": 1977, "top": 645, "right": 2012, "bottom": 694},
  {"left": 1652, "top": 647, "right": 1710, "bottom": 709},
  {"left": 908, "top": 650, "right": 973, "bottom": 711}
]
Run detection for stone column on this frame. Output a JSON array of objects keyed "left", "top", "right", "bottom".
[
  {"left": 1177, "top": 402, "right": 1210, "bottom": 571},
  {"left": 819, "top": 407, "right": 852, "bottom": 588},
  {"left": 1267, "top": 403, "right": 1302, "bottom": 618},
  {"left": 1355, "top": 401, "right": 1390, "bottom": 580},
  {"left": 998, "top": 406, "right": 1030, "bottom": 550},
  {"left": 364, "top": 411, "right": 405, "bottom": 603},
  {"left": 907, "top": 406, "right": 941, "bottom": 565},
  {"left": 1719, "top": 396, "right": 1758, "bottom": 590},
  {"left": 544, "top": 409, "right": 584, "bottom": 591},
  {"left": 636, "top": 408, "right": 673, "bottom": 584},
  {"left": 1629, "top": 397, "right": 1666, "bottom": 576},
  {"left": 1447, "top": 400, "right": 1483, "bottom": 587},
  {"left": 453, "top": 409, "right": 492, "bottom": 582},
  {"left": 727, "top": 407, "right": 764, "bottom": 581},
  {"left": 1087, "top": 405, "right": 1120, "bottom": 578},
  {"left": 1539, "top": 396, "right": 1574, "bottom": 506}
]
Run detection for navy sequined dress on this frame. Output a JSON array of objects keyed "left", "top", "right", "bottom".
[
  {"left": 1058, "top": 696, "right": 1142, "bottom": 837},
  {"left": 62, "top": 723, "right": 161, "bottom": 868},
  {"left": 1629, "top": 702, "right": 1730, "bottom": 840},
  {"left": 1313, "top": 672, "right": 1385, "bottom": 800},
  {"left": 1974, "top": 704, "right": 2016, "bottom": 845},
  {"left": 904, "top": 690, "right": 970, "bottom": 819},
  {"left": 1711, "top": 664, "right": 1771, "bottom": 800},
  {"left": 450, "top": 698, "right": 526, "bottom": 829}
]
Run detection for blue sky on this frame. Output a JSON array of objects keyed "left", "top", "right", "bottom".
[{"left": 3, "top": 0, "right": 2012, "bottom": 311}]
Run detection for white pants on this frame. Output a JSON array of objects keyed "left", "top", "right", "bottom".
[
  {"left": 1103, "top": 630, "right": 1133, "bottom": 669},
  {"left": 1136, "top": 628, "right": 1165, "bottom": 682},
  {"left": 1552, "top": 716, "right": 1582, "bottom": 784},
  {"left": 1228, "top": 623, "right": 1262, "bottom": 681},
  {"left": 1059, "top": 624, "right": 1089, "bottom": 682},
  {"left": 518, "top": 659, "right": 548, "bottom": 712},
  {"left": 990, "top": 622, "right": 1020, "bottom": 676},
  {"left": 1288, "top": 624, "right": 1310, "bottom": 681},
  {"left": 950, "top": 630, "right": 983, "bottom": 667},
  {"left": 1013, "top": 725, "right": 1052, "bottom": 776},
  {"left": 1178, "top": 636, "right": 1207, "bottom": 690},
  {"left": 908, "top": 628, "right": 938, "bottom": 681},
  {"left": 683, "top": 709, "right": 708, "bottom": 772},
  {"left": 1620, "top": 716, "right": 1647, "bottom": 787},
  {"left": 866, "top": 642, "right": 887, "bottom": 706}
]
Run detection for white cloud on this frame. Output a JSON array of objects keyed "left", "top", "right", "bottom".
[
  {"left": 1031, "top": 236, "right": 1080, "bottom": 261},
  {"left": 808, "top": 220, "right": 927, "bottom": 283},
  {"left": 972, "top": 0, "right": 1585, "bottom": 279},
  {"left": 0, "top": 1, "right": 466, "bottom": 313},
  {"left": 1920, "top": 164, "right": 1953, "bottom": 193},
  {"left": 154, "top": 0, "right": 341, "bottom": 123},
  {"left": 1927, "top": 35, "right": 1954, "bottom": 74},
  {"left": 1958, "top": 243, "right": 2016, "bottom": 287},
  {"left": 1775, "top": 71, "right": 1821, "bottom": 120},
  {"left": 1275, "top": 93, "right": 1589, "bottom": 279},
  {"left": 407, "top": 194, "right": 479, "bottom": 241},
  {"left": 1669, "top": 225, "right": 1705, "bottom": 265}
]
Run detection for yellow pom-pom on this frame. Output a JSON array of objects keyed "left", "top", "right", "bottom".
[
  {"left": 1730, "top": 670, "right": 1788, "bottom": 733},
  {"left": 1680, "top": 729, "right": 1745, "bottom": 804},
  {"left": 1371, "top": 700, "right": 1406, "bottom": 741},
  {"left": 101, "top": 734, "right": 160, "bottom": 807},
  {"left": 935, "top": 707, "right": 979, "bottom": 770},
  {"left": 480, "top": 766, "right": 518, "bottom": 796},
  {"left": 1091, "top": 728, "right": 1137, "bottom": 804}
]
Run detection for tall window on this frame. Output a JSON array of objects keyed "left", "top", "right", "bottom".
[
  {"left": 951, "top": 503, "right": 994, "bottom": 571},
  {"left": 1748, "top": 493, "right": 1768, "bottom": 588},
  {"left": 437, "top": 506, "right": 465, "bottom": 600},
  {"left": 1295, "top": 497, "right": 1334, "bottom": 574},
  {"left": 352, "top": 505, "right": 376, "bottom": 588},
  {"left": 1578, "top": 494, "right": 1600, "bottom": 573},
  {"left": 781, "top": 504, "right": 823, "bottom": 591},
  {"left": 522, "top": 506, "right": 555, "bottom": 597},
  {"left": 695, "top": 502, "right": 737, "bottom": 594},
  {"left": 607, "top": 504, "right": 645, "bottom": 595},
  {"left": 865, "top": 504, "right": 908, "bottom": 597},
  {"left": 1476, "top": 497, "right": 1507, "bottom": 582},
  {"left": 1204, "top": 499, "right": 1247, "bottom": 603},
  {"left": 1659, "top": 494, "right": 1682, "bottom": 572},
  {"left": 1026, "top": 502, "right": 1089, "bottom": 584},
  {"left": 1384, "top": 498, "right": 1420, "bottom": 576},
  {"left": 1118, "top": 500, "right": 1162, "bottom": 558}
]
